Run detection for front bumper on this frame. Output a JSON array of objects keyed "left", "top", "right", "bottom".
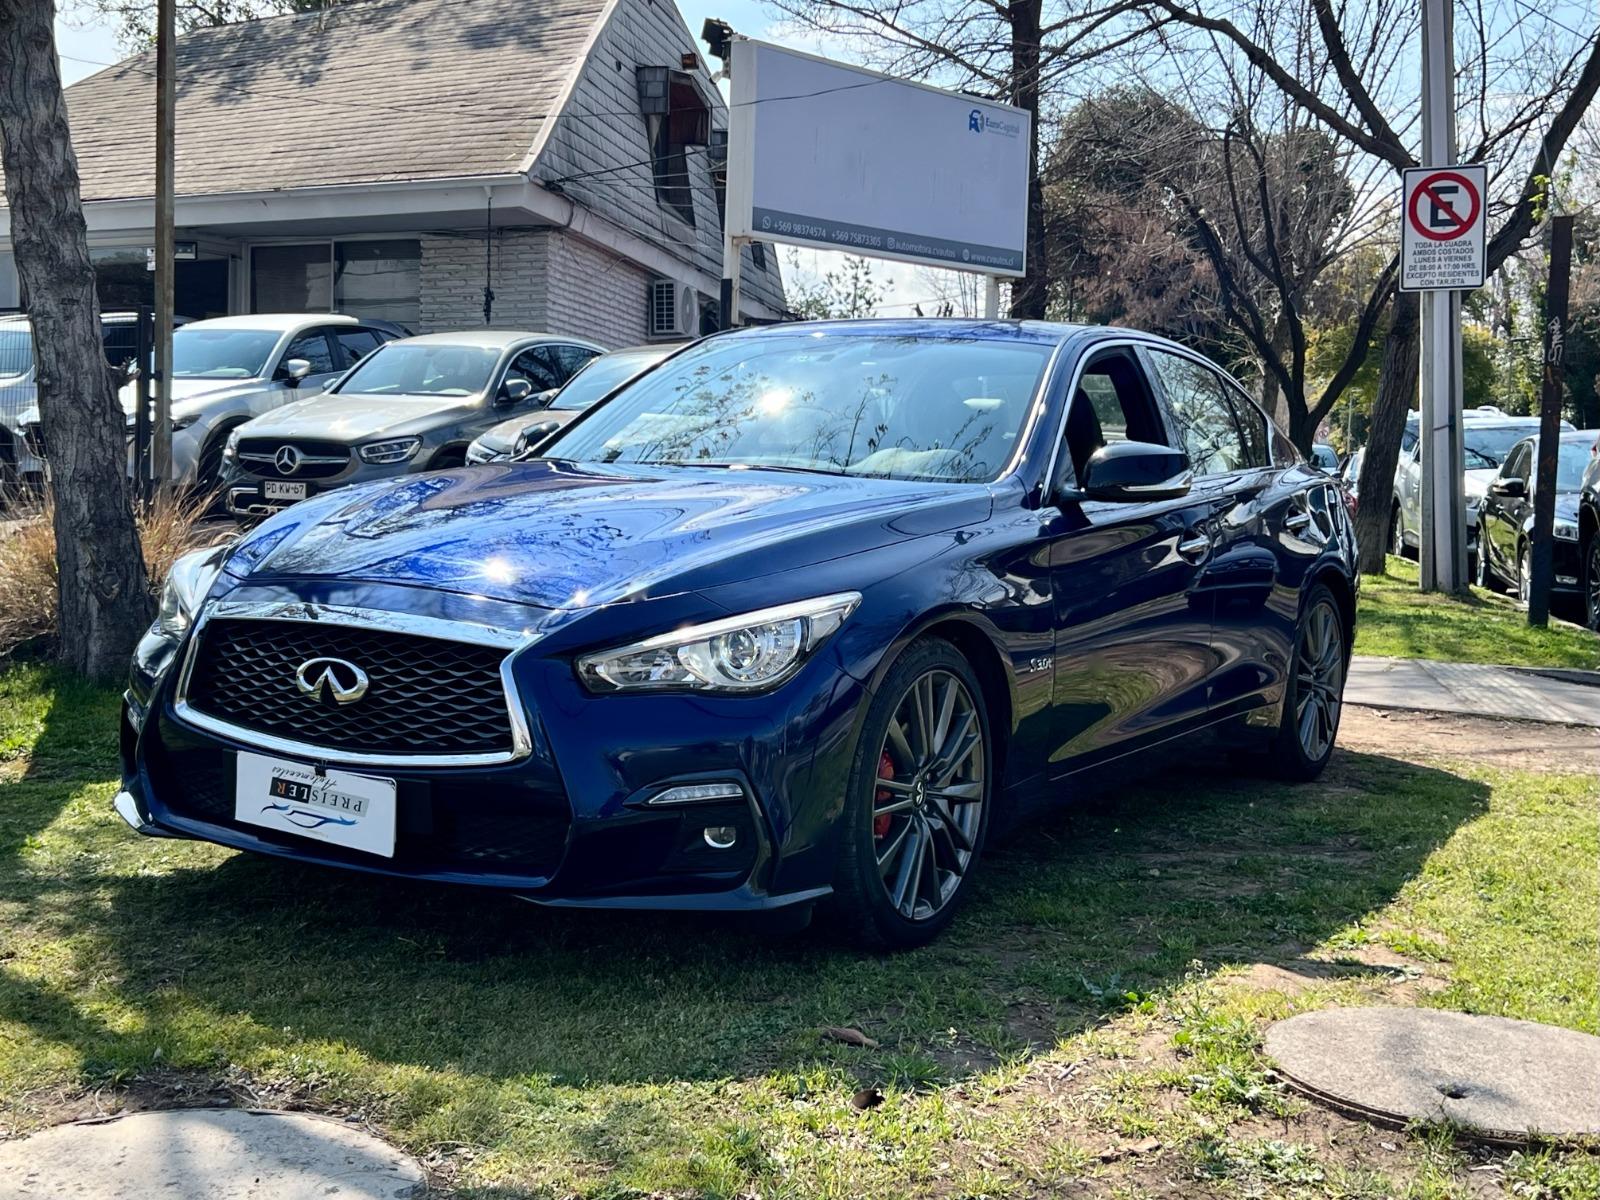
[
  {"left": 222, "top": 452, "right": 425, "bottom": 517},
  {"left": 119, "top": 600, "right": 865, "bottom": 912}
]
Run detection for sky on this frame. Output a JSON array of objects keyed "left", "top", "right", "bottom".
[{"left": 51, "top": 0, "right": 973, "bottom": 316}]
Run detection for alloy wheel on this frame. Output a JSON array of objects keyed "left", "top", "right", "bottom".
[
  {"left": 871, "top": 668, "right": 985, "bottom": 922},
  {"left": 1587, "top": 539, "right": 1600, "bottom": 630},
  {"left": 1389, "top": 508, "right": 1403, "bottom": 555},
  {"left": 1519, "top": 547, "right": 1533, "bottom": 607},
  {"left": 1294, "top": 600, "right": 1343, "bottom": 761}
]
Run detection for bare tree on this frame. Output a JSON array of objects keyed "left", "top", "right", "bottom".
[
  {"left": 62, "top": 0, "right": 343, "bottom": 47},
  {"left": 1129, "top": 0, "right": 1600, "bottom": 572},
  {"left": 0, "top": 0, "right": 150, "bottom": 679}
]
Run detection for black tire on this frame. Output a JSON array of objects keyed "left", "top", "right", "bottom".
[
  {"left": 192, "top": 430, "right": 230, "bottom": 504},
  {"left": 1263, "top": 583, "right": 1347, "bottom": 782},
  {"left": 1388, "top": 504, "right": 1406, "bottom": 558},
  {"left": 1585, "top": 533, "right": 1600, "bottom": 632},
  {"left": 829, "top": 638, "right": 992, "bottom": 950},
  {"left": 431, "top": 448, "right": 467, "bottom": 471},
  {"left": 1476, "top": 539, "right": 1504, "bottom": 593}
]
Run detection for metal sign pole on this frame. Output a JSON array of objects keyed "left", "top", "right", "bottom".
[
  {"left": 1418, "top": 0, "right": 1464, "bottom": 593},
  {"left": 134, "top": 305, "right": 153, "bottom": 504},
  {"left": 151, "top": 0, "right": 176, "bottom": 490},
  {"left": 983, "top": 276, "right": 1000, "bottom": 319}
]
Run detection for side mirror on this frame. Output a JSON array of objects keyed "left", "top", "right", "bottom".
[
  {"left": 1489, "top": 477, "right": 1526, "bottom": 498},
  {"left": 1067, "top": 441, "right": 1193, "bottom": 504},
  {"left": 531, "top": 387, "right": 559, "bottom": 408},
  {"left": 512, "top": 419, "right": 562, "bottom": 458},
  {"left": 498, "top": 378, "right": 533, "bottom": 406},
  {"left": 281, "top": 358, "right": 312, "bottom": 385}
]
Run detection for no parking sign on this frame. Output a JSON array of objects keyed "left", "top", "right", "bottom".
[{"left": 1400, "top": 164, "right": 1487, "bottom": 291}]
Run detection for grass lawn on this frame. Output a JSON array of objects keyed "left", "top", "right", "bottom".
[
  {"left": 1, "top": 663, "right": 1597, "bottom": 1198},
  {"left": 1355, "top": 556, "right": 1600, "bottom": 669}
]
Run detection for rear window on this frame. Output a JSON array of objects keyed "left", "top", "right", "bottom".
[{"left": 0, "top": 325, "right": 33, "bottom": 379}]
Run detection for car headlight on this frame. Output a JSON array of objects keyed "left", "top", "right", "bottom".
[
  {"left": 1554, "top": 519, "right": 1579, "bottom": 542},
  {"left": 359, "top": 437, "right": 421, "bottom": 465},
  {"left": 152, "top": 545, "right": 228, "bottom": 640},
  {"left": 577, "top": 593, "right": 861, "bottom": 693},
  {"left": 170, "top": 413, "right": 199, "bottom": 432}
]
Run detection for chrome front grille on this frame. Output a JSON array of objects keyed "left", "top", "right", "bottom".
[{"left": 236, "top": 437, "right": 351, "bottom": 480}]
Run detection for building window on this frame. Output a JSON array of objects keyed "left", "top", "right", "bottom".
[
  {"left": 637, "top": 67, "right": 709, "bottom": 227},
  {"left": 251, "top": 240, "right": 420, "bottom": 328}
]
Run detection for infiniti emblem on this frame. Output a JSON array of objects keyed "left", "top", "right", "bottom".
[
  {"left": 295, "top": 657, "right": 370, "bottom": 705},
  {"left": 274, "top": 444, "right": 302, "bottom": 475}
]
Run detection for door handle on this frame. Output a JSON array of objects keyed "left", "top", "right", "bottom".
[{"left": 1177, "top": 532, "right": 1211, "bottom": 561}]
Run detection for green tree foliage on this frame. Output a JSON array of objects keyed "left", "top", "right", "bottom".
[{"left": 785, "top": 254, "right": 883, "bottom": 320}]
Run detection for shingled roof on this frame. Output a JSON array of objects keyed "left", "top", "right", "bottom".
[{"left": 25, "top": 0, "right": 612, "bottom": 203}]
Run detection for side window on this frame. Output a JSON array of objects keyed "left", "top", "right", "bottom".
[
  {"left": 335, "top": 328, "right": 384, "bottom": 369},
  {"left": 1149, "top": 350, "right": 1248, "bottom": 476},
  {"left": 554, "top": 344, "right": 600, "bottom": 382},
  {"left": 1507, "top": 444, "right": 1532, "bottom": 482},
  {"left": 1401, "top": 427, "right": 1419, "bottom": 458},
  {"left": 1060, "top": 348, "right": 1167, "bottom": 487},
  {"left": 283, "top": 330, "right": 335, "bottom": 375},
  {"left": 506, "top": 346, "right": 562, "bottom": 392},
  {"left": 1224, "top": 385, "right": 1271, "bottom": 469}
]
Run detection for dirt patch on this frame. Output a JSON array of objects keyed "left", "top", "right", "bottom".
[{"left": 1342, "top": 706, "right": 1600, "bottom": 772}]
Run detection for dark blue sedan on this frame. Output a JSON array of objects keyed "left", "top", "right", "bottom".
[{"left": 117, "top": 320, "right": 1357, "bottom": 948}]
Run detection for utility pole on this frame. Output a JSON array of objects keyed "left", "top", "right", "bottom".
[
  {"left": 1527, "top": 215, "right": 1574, "bottom": 627},
  {"left": 151, "top": 0, "right": 176, "bottom": 490},
  {"left": 1417, "top": 0, "right": 1466, "bottom": 593}
]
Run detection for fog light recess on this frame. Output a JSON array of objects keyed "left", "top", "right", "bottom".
[{"left": 702, "top": 825, "right": 739, "bottom": 850}]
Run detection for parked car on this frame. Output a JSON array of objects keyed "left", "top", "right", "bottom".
[
  {"left": 222, "top": 330, "right": 602, "bottom": 516},
  {"left": 15, "top": 313, "right": 405, "bottom": 493},
  {"left": 465, "top": 344, "right": 679, "bottom": 464},
  {"left": 1390, "top": 406, "right": 1573, "bottom": 561},
  {"left": 1478, "top": 428, "right": 1594, "bottom": 606},
  {"left": 1340, "top": 447, "right": 1364, "bottom": 514},
  {"left": 1580, "top": 432, "right": 1600, "bottom": 630},
  {"left": 1, "top": 310, "right": 192, "bottom": 489},
  {"left": 1309, "top": 443, "right": 1339, "bottom": 472},
  {"left": 117, "top": 320, "right": 1357, "bottom": 948}
]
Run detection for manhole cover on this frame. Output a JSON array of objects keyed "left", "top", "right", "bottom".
[
  {"left": 1265, "top": 1007, "right": 1600, "bottom": 1141},
  {"left": 0, "top": 1108, "right": 424, "bottom": 1199}
]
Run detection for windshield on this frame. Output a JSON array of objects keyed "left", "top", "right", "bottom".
[
  {"left": 1465, "top": 424, "right": 1538, "bottom": 468},
  {"left": 0, "top": 326, "right": 33, "bottom": 379},
  {"left": 336, "top": 342, "right": 499, "bottom": 397},
  {"left": 545, "top": 333, "right": 1053, "bottom": 483},
  {"left": 550, "top": 350, "right": 668, "bottom": 412},
  {"left": 172, "top": 327, "right": 281, "bottom": 379}
]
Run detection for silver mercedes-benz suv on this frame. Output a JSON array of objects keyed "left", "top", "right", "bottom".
[{"left": 221, "top": 330, "right": 601, "bottom": 516}]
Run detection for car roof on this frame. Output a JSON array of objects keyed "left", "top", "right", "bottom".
[
  {"left": 721, "top": 317, "right": 1086, "bottom": 347},
  {"left": 180, "top": 313, "right": 363, "bottom": 332},
  {"left": 395, "top": 330, "right": 600, "bottom": 350}
]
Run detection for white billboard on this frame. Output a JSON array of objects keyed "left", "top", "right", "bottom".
[{"left": 726, "top": 40, "right": 1030, "bottom": 277}]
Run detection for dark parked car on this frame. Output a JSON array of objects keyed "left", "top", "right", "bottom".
[
  {"left": 464, "top": 343, "right": 679, "bottom": 464},
  {"left": 1569, "top": 432, "right": 1599, "bottom": 629},
  {"left": 117, "top": 320, "right": 1358, "bottom": 948},
  {"left": 1476, "top": 429, "right": 1593, "bottom": 607}
]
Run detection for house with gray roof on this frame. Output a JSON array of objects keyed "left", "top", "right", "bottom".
[{"left": 0, "top": 0, "right": 786, "bottom": 344}]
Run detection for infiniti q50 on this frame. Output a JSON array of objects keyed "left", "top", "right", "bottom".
[{"left": 118, "top": 320, "right": 1357, "bottom": 948}]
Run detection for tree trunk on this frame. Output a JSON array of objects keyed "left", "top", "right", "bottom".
[
  {"left": 1007, "top": 0, "right": 1047, "bottom": 319},
  {"left": 1354, "top": 289, "right": 1418, "bottom": 574},
  {"left": 0, "top": 0, "right": 150, "bottom": 680}
]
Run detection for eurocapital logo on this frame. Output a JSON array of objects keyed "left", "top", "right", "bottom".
[{"left": 966, "top": 109, "right": 1021, "bottom": 139}]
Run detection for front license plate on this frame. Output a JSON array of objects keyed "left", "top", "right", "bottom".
[
  {"left": 263, "top": 480, "right": 308, "bottom": 502},
  {"left": 234, "top": 752, "right": 397, "bottom": 857}
]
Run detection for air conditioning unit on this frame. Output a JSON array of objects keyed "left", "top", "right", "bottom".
[{"left": 648, "top": 278, "right": 699, "bottom": 339}]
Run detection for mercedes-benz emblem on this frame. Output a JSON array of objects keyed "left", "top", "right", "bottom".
[
  {"left": 294, "top": 657, "right": 369, "bottom": 705},
  {"left": 274, "top": 444, "right": 302, "bottom": 475}
]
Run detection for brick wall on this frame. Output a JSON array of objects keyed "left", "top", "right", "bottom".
[
  {"left": 417, "top": 232, "right": 549, "bottom": 333},
  {"left": 544, "top": 234, "right": 650, "bottom": 348}
]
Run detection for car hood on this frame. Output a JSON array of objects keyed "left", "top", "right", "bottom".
[
  {"left": 117, "top": 376, "right": 266, "bottom": 417},
  {"left": 238, "top": 392, "right": 482, "bottom": 443},
  {"left": 228, "top": 460, "right": 989, "bottom": 609},
  {"left": 1464, "top": 468, "right": 1496, "bottom": 500}
]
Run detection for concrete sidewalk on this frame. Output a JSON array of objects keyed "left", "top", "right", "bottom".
[{"left": 1347, "top": 656, "right": 1600, "bottom": 727}]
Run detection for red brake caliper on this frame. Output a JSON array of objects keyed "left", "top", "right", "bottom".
[{"left": 873, "top": 750, "right": 895, "bottom": 839}]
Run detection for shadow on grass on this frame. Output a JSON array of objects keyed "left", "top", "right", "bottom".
[{"left": 1, "top": 720, "right": 1491, "bottom": 1095}]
